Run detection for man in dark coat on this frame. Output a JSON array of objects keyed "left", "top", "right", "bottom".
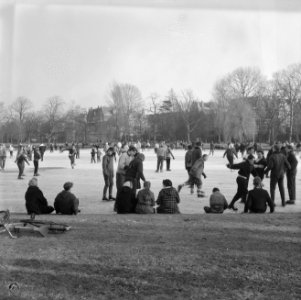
[
  {"left": 54, "top": 182, "right": 80, "bottom": 215},
  {"left": 191, "top": 141, "right": 202, "bottom": 165},
  {"left": 254, "top": 150, "right": 267, "bottom": 180},
  {"left": 286, "top": 145, "right": 298, "bottom": 204},
  {"left": 264, "top": 142, "right": 291, "bottom": 206},
  {"left": 25, "top": 178, "right": 54, "bottom": 215},
  {"left": 244, "top": 176, "right": 274, "bottom": 213},
  {"left": 125, "top": 152, "right": 146, "bottom": 196}
]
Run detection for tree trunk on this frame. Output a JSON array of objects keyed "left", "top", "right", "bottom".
[{"left": 289, "top": 101, "right": 294, "bottom": 143}]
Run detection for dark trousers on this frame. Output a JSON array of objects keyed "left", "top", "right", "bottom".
[
  {"left": 229, "top": 177, "right": 248, "bottom": 206},
  {"left": 287, "top": 170, "right": 296, "bottom": 201},
  {"left": 103, "top": 174, "right": 114, "bottom": 197},
  {"left": 166, "top": 157, "right": 171, "bottom": 170},
  {"left": 33, "top": 160, "right": 39, "bottom": 175},
  {"left": 116, "top": 173, "right": 126, "bottom": 191},
  {"left": 270, "top": 174, "right": 285, "bottom": 205},
  {"left": 156, "top": 156, "right": 164, "bottom": 171},
  {"left": 227, "top": 155, "right": 234, "bottom": 166},
  {"left": 17, "top": 161, "right": 25, "bottom": 178}
]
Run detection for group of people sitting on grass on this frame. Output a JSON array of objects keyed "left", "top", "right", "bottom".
[
  {"left": 24, "top": 174, "right": 274, "bottom": 217},
  {"left": 25, "top": 178, "right": 80, "bottom": 218}
]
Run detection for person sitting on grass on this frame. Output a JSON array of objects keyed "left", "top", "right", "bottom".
[
  {"left": 135, "top": 181, "right": 155, "bottom": 214},
  {"left": 54, "top": 182, "right": 80, "bottom": 215},
  {"left": 244, "top": 176, "right": 274, "bottom": 214},
  {"left": 156, "top": 179, "right": 180, "bottom": 214},
  {"left": 115, "top": 181, "right": 137, "bottom": 214},
  {"left": 25, "top": 177, "right": 54, "bottom": 217},
  {"left": 204, "top": 187, "right": 228, "bottom": 214}
]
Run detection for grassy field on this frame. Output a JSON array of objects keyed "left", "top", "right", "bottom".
[
  {"left": 0, "top": 149, "right": 300, "bottom": 299},
  {"left": 1, "top": 213, "right": 301, "bottom": 299}
]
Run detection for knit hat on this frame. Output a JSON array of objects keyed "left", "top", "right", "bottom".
[{"left": 63, "top": 182, "right": 73, "bottom": 190}]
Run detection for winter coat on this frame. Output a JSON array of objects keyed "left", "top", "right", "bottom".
[{"left": 156, "top": 187, "right": 180, "bottom": 214}]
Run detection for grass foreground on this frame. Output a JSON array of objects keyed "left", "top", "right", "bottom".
[{"left": 1, "top": 213, "right": 301, "bottom": 300}]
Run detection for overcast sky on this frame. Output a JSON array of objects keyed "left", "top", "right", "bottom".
[{"left": 1, "top": 0, "right": 301, "bottom": 109}]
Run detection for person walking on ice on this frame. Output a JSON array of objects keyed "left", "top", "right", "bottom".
[{"left": 178, "top": 154, "right": 208, "bottom": 198}]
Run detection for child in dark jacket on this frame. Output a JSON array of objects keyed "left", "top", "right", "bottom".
[
  {"left": 115, "top": 181, "right": 137, "bottom": 214},
  {"left": 156, "top": 179, "right": 180, "bottom": 214}
]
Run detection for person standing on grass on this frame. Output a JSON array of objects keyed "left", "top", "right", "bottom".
[
  {"left": 157, "top": 179, "right": 180, "bottom": 214},
  {"left": 165, "top": 145, "right": 175, "bottom": 171},
  {"left": 227, "top": 154, "right": 256, "bottom": 211},
  {"left": 0, "top": 144, "right": 7, "bottom": 171},
  {"left": 54, "top": 182, "right": 80, "bottom": 215},
  {"left": 25, "top": 177, "right": 54, "bottom": 216},
  {"left": 116, "top": 145, "right": 134, "bottom": 191},
  {"left": 33, "top": 146, "right": 41, "bottom": 176},
  {"left": 15, "top": 145, "right": 30, "bottom": 180},
  {"left": 285, "top": 145, "right": 298, "bottom": 205},
  {"left": 178, "top": 154, "right": 208, "bottom": 197},
  {"left": 204, "top": 187, "right": 228, "bottom": 213},
  {"left": 102, "top": 147, "right": 115, "bottom": 201},
  {"left": 264, "top": 142, "right": 291, "bottom": 207},
  {"left": 135, "top": 181, "right": 155, "bottom": 214},
  {"left": 253, "top": 150, "right": 267, "bottom": 180},
  {"left": 223, "top": 143, "right": 238, "bottom": 166},
  {"left": 244, "top": 177, "right": 274, "bottom": 213}
]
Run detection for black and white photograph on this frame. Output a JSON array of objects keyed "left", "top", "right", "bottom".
[{"left": 0, "top": 0, "right": 301, "bottom": 299}]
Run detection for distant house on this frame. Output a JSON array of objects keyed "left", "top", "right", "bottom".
[{"left": 86, "top": 106, "right": 112, "bottom": 142}]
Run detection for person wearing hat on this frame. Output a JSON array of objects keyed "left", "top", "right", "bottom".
[
  {"left": 253, "top": 150, "right": 267, "bottom": 180},
  {"left": 264, "top": 142, "right": 291, "bottom": 207},
  {"left": 286, "top": 145, "right": 298, "bottom": 204},
  {"left": 102, "top": 147, "right": 115, "bottom": 201},
  {"left": 227, "top": 154, "right": 257, "bottom": 211},
  {"left": 54, "top": 182, "right": 80, "bottom": 215},
  {"left": 244, "top": 176, "right": 274, "bottom": 213},
  {"left": 25, "top": 177, "right": 54, "bottom": 216}
]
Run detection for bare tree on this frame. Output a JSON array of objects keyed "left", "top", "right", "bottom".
[
  {"left": 273, "top": 63, "right": 301, "bottom": 142},
  {"left": 10, "top": 97, "right": 32, "bottom": 142},
  {"left": 108, "top": 82, "right": 143, "bottom": 140},
  {"left": 223, "top": 99, "right": 257, "bottom": 142},
  {"left": 176, "top": 90, "right": 201, "bottom": 143},
  {"left": 43, "top": 96, "right": 64, "bottom": 142},
  {"left": 147, "top": 93, "right": 161, "bottom": 142}
]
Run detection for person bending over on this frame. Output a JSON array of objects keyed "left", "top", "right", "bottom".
[
  {"left": 157, "top": 179, "right": 180, "bottom": 214},
  {"left": 54, "top": 182, "right": 80, "bottom": 215},
  {"left": 204, "top": 187, "right": 228, "bottom": 213},
  {"left": 25, "top": 178, "right": 54, "bottom": 216},
  {"left": 244, "top": 176, "right": 274, "bottom": 213}
]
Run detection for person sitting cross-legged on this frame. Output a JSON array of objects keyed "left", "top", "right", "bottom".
[
  {"left": 135, "top": 181, "right": 155, "bottom": 214},
  {"left": 156, "top": 179, "right": 180, "bottom": 214},
  {"left": 244, "top": 176, "right": 274, "bottom": 213},
  {"left": 204, "top": 187, "right": 228, "bottom": 214},
  {"left": 54, "top": 182, "right": 80, "bottom": 215}
]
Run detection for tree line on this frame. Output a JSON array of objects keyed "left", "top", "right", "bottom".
[{"left": 1, "top": 63, "right": 300, "bottom": 144}]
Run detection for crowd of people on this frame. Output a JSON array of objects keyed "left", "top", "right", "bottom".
[{"left": 0, "top": 139, "right": 299, "bottom": 216}]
